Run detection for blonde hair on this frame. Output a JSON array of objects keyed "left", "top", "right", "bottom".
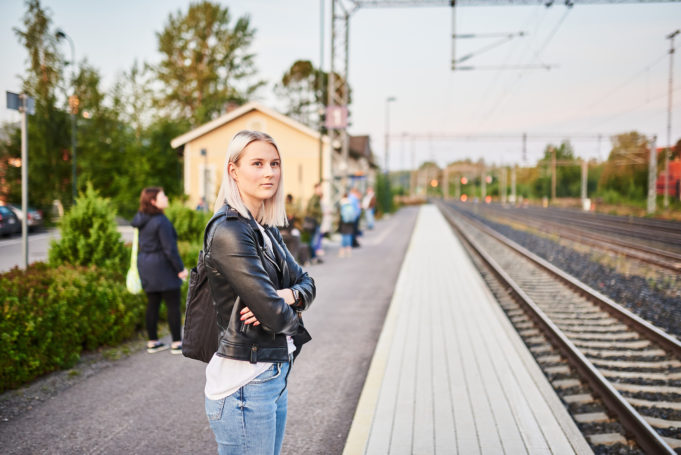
[{"left": 213, "top": 130, "right": 287, "bottom": 227}]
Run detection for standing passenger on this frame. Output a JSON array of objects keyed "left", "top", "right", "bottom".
[
  {"left": 348, "top": 187, "right": 362, "bottom": 248},
  {"left": 132, "top": 187, "right": 188, "bottom": 354},
  {"left": 204, "top": 130, "right": 315, "bottom": 455},
  {"left": 362, "top": 187, "right": 377, "bottom": 230},
  {"left": 305, "top": 183, "right": 324, "bottom": 263}
]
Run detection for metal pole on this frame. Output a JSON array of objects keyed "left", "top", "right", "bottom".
[
  {"left": 450, "top": 1, "right": 456, "bottom": 70},
  {"left": 551, "top": 145, "right": 556, "bottom": 201},
  {"left": 511, "top": 165, "right": 517, "bottom": 204},
  {"left": 318, "top": 0, "right": 325, "bottom": 184},
  {"left": 328, "top": 0, "right": 336, "bottom": 197},
  {"left": 664, "top": 30, "right": 679, "bottom": 209},
  {"left": 455, "top": 175, "right": 461, "bottom": 200},
  {"left": 648, "top": 136, "right": 658, "bottom": 215},
  {"left": 385, "top": 100, "right": 390, "bottom": 171},
  {"left": 581, "top": 158, "right": 588, "bottom": 204},
  {"left": 443, "top": 167, "right": 449, "bottom": 199},
  {"left": 341, "top": 12, "right": 350, "bottom": 190},
  {"left": 20, "top": 95, "right": 28, "bottom": 269},
  {"left": 57, "top": 30, "right": 77, "bottom": 203},
  {"left": 481, "top": 165, "right": 486, "bottom": 201}
]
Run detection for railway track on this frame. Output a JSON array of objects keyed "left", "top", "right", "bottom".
[
  {"left": 435, "top": 200, "right": 681, "bottom": 455},
  {"left": 460, "top": 203, "right": 681, "bottom": 273}
]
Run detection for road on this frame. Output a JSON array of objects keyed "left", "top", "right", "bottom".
[
  {"left": 0, "top": 226, "right": 134, "bottom": 272},
  {"left": 0, "top": 207, "right": 419, "bottom": 454}
]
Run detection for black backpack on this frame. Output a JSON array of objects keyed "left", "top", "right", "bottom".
[{"left": 181, "top": 210, "right": 225, "bottom": 363}]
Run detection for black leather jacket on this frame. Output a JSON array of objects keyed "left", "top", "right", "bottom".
[{"left": 205, "top": 205, "right": 314, "bottom": 363}]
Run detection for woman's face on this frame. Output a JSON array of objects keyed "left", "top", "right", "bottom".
[
  {"left": 152, "top": 190, "right": 169, "bottom": 210},
  {"left": 229, "top": 140, "right": 281, "bottom": 212}
]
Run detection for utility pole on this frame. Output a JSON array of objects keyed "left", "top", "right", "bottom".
[
  {"left": 511, "top": 165, "right": 517, "bottom": 204},
  {"left": 665, "top": 30, "right": 679, "bottom": 209},
  {"left": 56, "top": 29, "right": 77, "bottom": 204},
  {"left": 551, "top": 146, "right": 557, "bottom": 201},
  {"left": 648, "top": 136, "right": 658, "bottom": 215},
  {"left": 481, "top": 165, "right": 487, "bottom": 201},
  {"left": 385, "top": 96, "right": 396, "bottom": 172},
  {"left": 442, "top": 167, "right": 449, "bottom": 199},
  {"left": 581, "top": 158, "right": 589, "bottom": 210},
  {"left": 318, "top": 0, "right": 325, "bottom": 184}
]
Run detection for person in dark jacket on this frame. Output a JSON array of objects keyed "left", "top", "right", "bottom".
[
  {"left": 131, "top": 187, "right": 188, "bottom": 354},
  {"left": 203, "top": 130, "right": 315, "bottom": 455}
]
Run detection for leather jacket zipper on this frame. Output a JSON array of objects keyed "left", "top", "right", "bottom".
[{"left": 261, "top": 246, "right": 281, "bottom": 273}]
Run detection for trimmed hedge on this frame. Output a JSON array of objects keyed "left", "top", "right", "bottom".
[{"left": 0, "top": 263, "right": 145, "bottom": 392}]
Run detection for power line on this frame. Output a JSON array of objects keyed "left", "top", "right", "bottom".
[{"left": 473, "top": 7, "right": 572, "bottom": 132}]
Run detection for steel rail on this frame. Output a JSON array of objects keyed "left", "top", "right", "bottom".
[
  {"left": 445, "top": 202, "right": 681, "bottom": 357},
  {"left": 469, "top": 205, "right": 681, "bottom": 271},
  {"left": 436, "top": 200, "right": 678, "bottom": 455}
]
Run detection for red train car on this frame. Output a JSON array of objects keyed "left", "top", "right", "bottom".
[{"left": 656, "top": 160, "right": 681, "bottom": 198}]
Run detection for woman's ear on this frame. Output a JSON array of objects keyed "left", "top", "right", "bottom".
[{"left": 228, "top": 162, "right": 238, "bottom": 182}]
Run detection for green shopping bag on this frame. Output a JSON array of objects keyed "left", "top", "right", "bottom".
[{"left": 126, "top": 228, "right": 143, "bottom": 294}]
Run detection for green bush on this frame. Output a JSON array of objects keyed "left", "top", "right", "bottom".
[
  {"left": 165, "top": 201, "right": 212, "bottom": 243},
  {"left": 0, "top": 263, "right": 145, "bottom": 392},
  {"left": 49, "top": 183, "right": 127, "bottom": 271},
  {"left": 375, "top": 172, "right": 395, "bottom": 215}
]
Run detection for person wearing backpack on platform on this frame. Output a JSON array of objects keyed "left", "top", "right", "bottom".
[
  {"left": 203, "top": 130, "right": 315, "bottom": 455},
  {"left": 338, "top": 193, "right": 355, "bottom": 258},
  {"left": 131, "top": 187, "right": 188, "bottom": 354}
]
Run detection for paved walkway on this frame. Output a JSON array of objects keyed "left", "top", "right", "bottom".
[{"left": 343, "top": 205, "right": 593, "bottom": 455}]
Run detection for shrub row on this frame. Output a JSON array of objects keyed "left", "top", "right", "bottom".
[{"left": 0, "top": 262, "right": 146, "bottom": 392}]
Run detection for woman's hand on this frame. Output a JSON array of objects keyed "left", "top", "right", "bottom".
[
  {"left": 178, "top": 268, "right": 188, "bottom": 280},
  {"left": 240, "top": 307, "right": 261, "bottom": 326},
  {"left": 241, "top": 289, "right": 295, "bottom": 326},
  {"left": 277, "top": 289, "right": 296, "bottom": 305}
]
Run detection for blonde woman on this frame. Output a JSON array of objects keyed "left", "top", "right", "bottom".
[{"left": 203, "top": 130, "right": 315, "bottom": 455}]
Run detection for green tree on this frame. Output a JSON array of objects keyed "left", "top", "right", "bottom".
[
  {"left": 155, "top": 1, "right": 264, "bottom": 125},
  {"left": 12, "top": 0, "right": 71, "bottom": 212},
  {"left": 533, "top": 141, "right": 581, "bottom": 198},
  {"left": 597, "top": 131, "right": 650, "bottom": 201},
  {"left": 275, "top": 59, "right": 351, "bottom": 129}
]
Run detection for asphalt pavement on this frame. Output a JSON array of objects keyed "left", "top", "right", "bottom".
[{"left": 0, "top": 207, "right": 419, "bottom": 455}]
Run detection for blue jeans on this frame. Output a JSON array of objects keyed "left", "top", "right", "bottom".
[
  {"left": 205, "top": 360, "right": 291, "bottom": 455},
  {"left": 341, "top": 233, "right": 353, "bottom": 247},
  {"left": 365, "top": 208, "right": 375, "bottom": 229},
  {"left": 309, "top": 226, "right": 321, "bottom": 258}
]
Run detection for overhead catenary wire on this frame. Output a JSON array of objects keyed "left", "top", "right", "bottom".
[{"left": 474, "top": 6, "right": 573, "bottom": 133}]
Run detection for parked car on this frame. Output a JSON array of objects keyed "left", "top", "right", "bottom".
[
  {"left": 0, "top": 205, "right": 21, "bottom": 237},
  {"left": 7, "top": 203, "right": 44, "bottom": 232}
]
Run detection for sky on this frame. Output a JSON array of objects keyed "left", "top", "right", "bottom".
[{"left": 1, "top": 0, "right": 680, "bottom": 170}]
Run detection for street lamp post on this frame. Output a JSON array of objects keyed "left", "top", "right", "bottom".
[
  {"left": 56, "top": 28, "right": 77, "bottom": 204},
  {"left": 384, "top": 96, "right": 396, "bottom": 173}
]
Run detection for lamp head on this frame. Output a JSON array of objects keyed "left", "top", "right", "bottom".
[{"left": 55, "top": 29, "right": 66, "bottom": 40}]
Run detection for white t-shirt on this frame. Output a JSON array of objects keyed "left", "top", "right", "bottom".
[{"left": 205, "top": 221, "right": 296, "bottom": 400}]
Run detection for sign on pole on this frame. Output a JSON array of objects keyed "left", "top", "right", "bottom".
[{"left": 325, "top": 105, "right": 348, "bottom": 129}]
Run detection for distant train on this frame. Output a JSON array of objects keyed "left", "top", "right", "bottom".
[{"left": 656, "top": 160, "right": 681, "bottom": 199}]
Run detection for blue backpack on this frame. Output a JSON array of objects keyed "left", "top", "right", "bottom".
[{"left": 341, "top": 202, "right": 356, "bottom": 223}]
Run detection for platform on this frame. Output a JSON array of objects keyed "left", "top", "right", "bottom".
[{"left": 343, "top": 205, "right": 593, "bottom": 455}]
